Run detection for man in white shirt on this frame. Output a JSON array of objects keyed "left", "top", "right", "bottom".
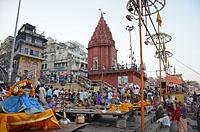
[
  {"left": 79, "top": 90, "right": 84, "bottom": 101},
  {"left": 107, "top": 91, "right": 113, "bottom": 105},
  {"left": 53, "top": 88, "right": 60, "bottom": 97},
  {"left": 39, "top": 84, "right": 47, "bottom": 105},
  {"left": 134, "top": 85, "right": 140, "bottom": 100}
]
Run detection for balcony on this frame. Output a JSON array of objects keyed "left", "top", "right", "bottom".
[
  {"left": 24, "top": 30, "right": 46, "bottom": 39},
  {"left": 23, "top": 40, "right": 46, "bottom": 49},
  {"left": 14, "top": 50, "right": 45, "bottom": 61}
]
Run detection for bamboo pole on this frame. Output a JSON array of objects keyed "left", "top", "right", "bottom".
[
  {"left": 138, "top": 0, "right": 145, "bottom": 131},
  {"left": 158, "top": 25, "right": 162, "bottom": 103}
]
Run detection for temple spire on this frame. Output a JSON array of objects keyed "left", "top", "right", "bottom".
[
  {"left": 99, "top": 9, "right": 106, "bottom": 17},
  {"left": 88, "top": 9, "right": 115, "bottom": 48}
]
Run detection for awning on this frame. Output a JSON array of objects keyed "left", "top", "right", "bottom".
[{"left": 166, "top": 74, "right": 183, "bottom": 85}]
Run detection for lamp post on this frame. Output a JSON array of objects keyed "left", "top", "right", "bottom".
[
  {"left": 126, "top": 25, "right": 134, "bottom": 65},
  {"left": 8, "top": 0, "right": 21, "bottom": 83},
  {"left": 126, "top": 2, "right": 145, "bottom": 131},
  {"left": 126, "top": 25, "right": 135, "bottom": 88}
]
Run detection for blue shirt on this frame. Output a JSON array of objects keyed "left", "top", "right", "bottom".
[{"left": 47, "top": 88, "right": 53, "bottom": 97}]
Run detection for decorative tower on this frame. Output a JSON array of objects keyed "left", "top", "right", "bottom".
[
  {"left": 87, "top": 13, "right": 117, "bottom": 72},
  {"left": 87, "top": 12, "right": 146, "bottom": 88}
]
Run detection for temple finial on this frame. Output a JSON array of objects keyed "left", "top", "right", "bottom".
[{"left": 99, "top": 9, "right": 106, "bottom": 17}]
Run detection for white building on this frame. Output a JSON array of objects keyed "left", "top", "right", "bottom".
[{"left": 42, "top": 37, "right": 87, "bottom": 82}]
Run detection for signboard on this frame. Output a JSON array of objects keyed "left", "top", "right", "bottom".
[{"left": 118, "top": 76, "right": 129, "bottom": 89}]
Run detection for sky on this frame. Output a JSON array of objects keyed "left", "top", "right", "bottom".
[{"left": 0, "top": 0, "right": 200, "bottom": 82}]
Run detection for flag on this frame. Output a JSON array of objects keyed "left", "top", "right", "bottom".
[
  {"left": 174, "top": 66, "right": 176, "bottom": 74},
  {"left": 163, "top": 43, "right": 167, "bottom": 63},
  {"left": 167, "top": 61, "right": 169, "bottom": 69},
  {"left": 156, "top": 11, "right": 162, "bottom": 27}
]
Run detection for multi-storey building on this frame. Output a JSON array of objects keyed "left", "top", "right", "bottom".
[
  {"left": 0, "top": 36, "right": 14, "bottom": 81},
  {"left": 13, "top": 23, "right": 47, "bottom": 81},
  {"left": 42, "top": 38, "right": 87, "bottom": 82},
  {"left": 0, "top": 36, "right": 13, "bottom": 72}
]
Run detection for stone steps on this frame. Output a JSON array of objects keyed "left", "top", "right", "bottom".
[
  {"left": 144, "top": 122, "right": 162, "bottom": 132},
  {"left": 127, "top": 113, "right": 157, "bottom": 132}
]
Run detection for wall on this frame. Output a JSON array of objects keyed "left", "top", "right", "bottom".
[
  {"left": 18, "top": 55, "right": 42, "bottom": 80},
  {"left": 89, "top": 70, "right": 144, "bottom": 88},
  {"left": 21, "top": 44, "right": 42, "bottom": 58}
]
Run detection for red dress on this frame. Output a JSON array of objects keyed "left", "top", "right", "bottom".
[{"left": 171, "top": 106, "right": 181, "bottom": 121}]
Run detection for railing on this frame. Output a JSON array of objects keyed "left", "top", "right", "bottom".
[
  {"left": 77, "top": 75, "right": 115, "bottom": 92},
  {"left": 89, "top": 63, "right": 147, "bottom": 78},
  {"left": 15, "top": 51, "right": 45, "bottom": 60}
]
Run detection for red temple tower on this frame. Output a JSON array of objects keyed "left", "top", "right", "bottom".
[
  {"left": 88, "top": 14, "right": 117, "bottom": 71},
  {"left": 87, "top": 14, "right": 146, "bottom": 88}
]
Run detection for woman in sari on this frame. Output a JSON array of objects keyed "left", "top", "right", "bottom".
[
  {"left": 178, "top": 102, "right": 188, "bottom": 132},
  {"left": 171, "top": 102, "right": 181, "bottom": 132}
]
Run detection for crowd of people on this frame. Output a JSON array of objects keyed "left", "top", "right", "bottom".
[
  {"left": 1, "top": 79, "right": 200, "bottom": 131},
  {"left": 155, "top": 91, "right": 200, "bottom": 132},
  {"left": 34, "top": 83, "right": 144, "bottom": 110}
]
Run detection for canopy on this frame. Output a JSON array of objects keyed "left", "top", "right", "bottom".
[{"left": 166, "top": 74, "right": 183, "bottom": 85}]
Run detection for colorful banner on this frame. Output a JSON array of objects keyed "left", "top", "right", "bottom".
[{"left": 118, "top": 76, "right": 128, "bottom": 89}]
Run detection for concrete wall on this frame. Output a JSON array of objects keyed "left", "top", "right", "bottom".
[{"left": 89, "top": 70, "right": 144, "bottom": 88}]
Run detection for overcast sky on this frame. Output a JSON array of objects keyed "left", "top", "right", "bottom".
[{"left": 0, "top": 0, "right": 200, "bottom": 82}]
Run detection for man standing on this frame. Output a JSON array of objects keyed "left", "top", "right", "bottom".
[
  {"left": 39, "top": 84, "right": 47, "bottom": 105},
  {"left": 46, "top": 86, "right": 53, "bottom": 98},
  {"left": 107, "top": 90, "right": 113, "bottom": 106},
  {"left": 197, "top": 104, "right": 200, "bottom": 132}
]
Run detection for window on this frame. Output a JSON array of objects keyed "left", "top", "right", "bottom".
[
  {"left": 30, "top": 49, "right": 39, "bottom": 57},
  {"left": 45, "top": 64, "right": 47, "bottom": 69},
  {"left": 51, "top": 54, "right": 55, "bottom": 60},
  {"left": 26, "top": 35, "right": 32, "bottom": 43},
  {"left": 30, "top": 49, "right": 34, "bottom": 55},
  {"left": 76, "top": 62, "right": 79, "bottom": 67},
  {"left": 24, "top": 48, "right": 29, "bottom": 54},
  {"left": 35, "top": 51, "right": 39, "bottom": 57},
  {"left": 94, "top": 61, "right": 98, "bottom": 70},
  {"left": 35, "top": 39, "right": 42, "bottom": 44},
  {"left": 42, "top": 64, "right": 44, "bottom": 69},
  {"left": 93, "top": 58, "right": 98, "bottom": 70}
]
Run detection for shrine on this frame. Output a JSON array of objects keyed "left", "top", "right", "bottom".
[{"left": 87, "top": 14, "right": 146, "bottom": 88}]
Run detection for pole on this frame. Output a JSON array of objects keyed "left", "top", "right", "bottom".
[
  {"left": 138, "top": 0, "right": 145, "bottom": 131},
  {"left": 165, "top": 63, "right": 169, "bottom": 95},
  {"left": 157, "top": 24, "right": 162, "bottom": 103},
  {"left": 130, "top": 30, "right": 134, "bottom": 88},
  {"left": 128, "top": 27, "right": 134, "bottom": 86},
  {"left": 129, "top": 30, "right": 133, "bottom": 65},
  {"left": 8, "top": 0, "right": 21, "bottom": 83}
]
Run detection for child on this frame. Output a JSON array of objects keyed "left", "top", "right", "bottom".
[{"left": 45, "top": 96, "right": 55, "bottom": 109}]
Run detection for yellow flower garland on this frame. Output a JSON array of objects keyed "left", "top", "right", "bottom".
[{"left": 4, "top": 80, "right": 35, "bottom": 99}]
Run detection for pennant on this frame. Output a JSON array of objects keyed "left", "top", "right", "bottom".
[
  {"left": 156, "top": 11, "right": 162, "bottom": 27},
  {"left": 163, "top": 43, "right": 167, "bottom": 63},
  {"left": 174, "top": 66, "right": 176, "bottom": 74},
  {"left": 167, "top": 61, "right": 169, "bottom": 69}
]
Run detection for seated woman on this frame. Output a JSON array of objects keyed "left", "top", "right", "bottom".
[
  {"left": 45, "top": 96, "right": 56, "bottom": 109},
  {"left": 0, "top": 80, "right": 44, "bottom": 114},
  {"left": 155, "top": 105, "right": 164, "bottom": 120}
]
